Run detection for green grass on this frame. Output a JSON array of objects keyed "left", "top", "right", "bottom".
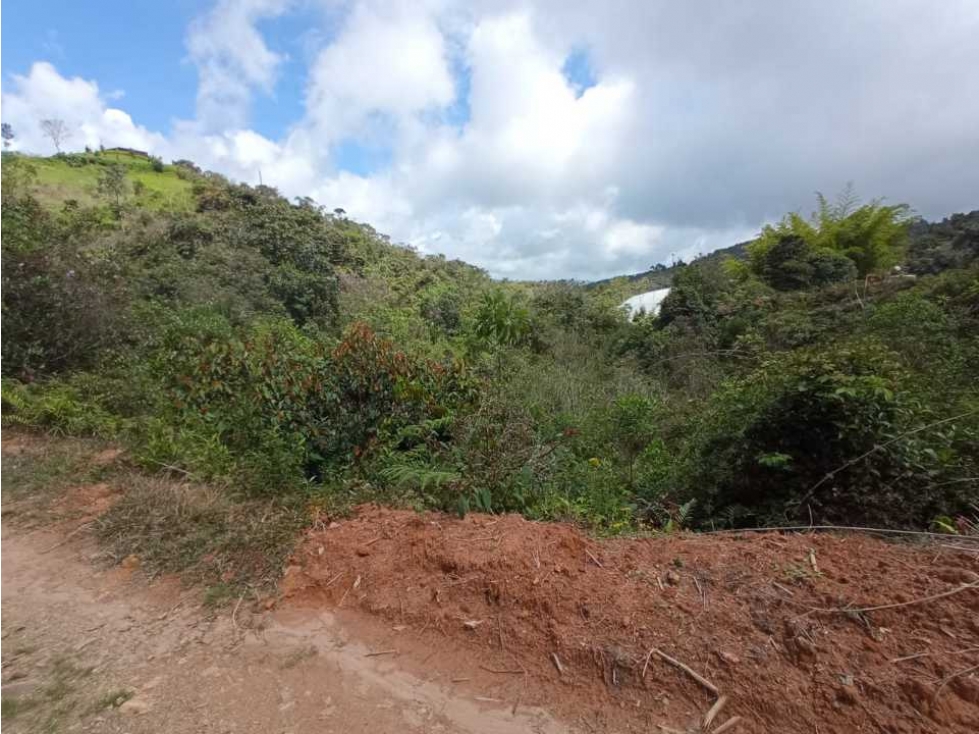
[
  {"left": 88, "top": 688, "right": 133, "bottom": 714},
  {"left": 2, "top": 696, "right": 37, "bottom": 720},
  {"left": 25, "top": 151, "right": 195, "bottom": 212},
  {"left": 2, "top": 655, "right": 95, "bottom": 732}
]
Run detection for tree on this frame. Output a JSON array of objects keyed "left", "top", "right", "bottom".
[
  {"left": 97, "top": 164, "right": 129, "bottom": 210},
  {"left": 40, "top": 118, "right": 70, "bottom": 153},
  {"left": 1, "top": 123, "right": 14, "bottom": 149},
  {"left": 473, "top": 290, "right": 532, "bottom": 347},
  {"left": 749, "top": 189, "right": 912, "bottom": 279},
  {"left": 756, "top": 234, "right": 855, "bottom": 291}
]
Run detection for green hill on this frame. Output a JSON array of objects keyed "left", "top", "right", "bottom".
[
  {"left": 3, "top": 152, "right": 977, "bottom": 546},
  {"left": 13, "top": 149, "right": 195, "bottom": 211}
]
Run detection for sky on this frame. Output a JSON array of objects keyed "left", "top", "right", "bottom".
[{"left": 3, "top": 1, "right": 978, "bottom": 280}]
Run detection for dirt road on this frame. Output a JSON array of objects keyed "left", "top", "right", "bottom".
[{"left": 1, "top": 526, "right": 567, "bottom": 734}]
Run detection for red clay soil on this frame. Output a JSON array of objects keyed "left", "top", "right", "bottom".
[{"left": 282, "top": 505, "right": 979, "bottom": 734}]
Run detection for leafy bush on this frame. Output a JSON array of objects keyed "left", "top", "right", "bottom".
[
  {"left": 754, "top": 234, "right": 855, "bottom": 291},
  {"left": 473, "top": 290, "right": 532, "bottom": 347},
  {"left": 749, "top": 190, "right": 912, "bottom": 278},
  {"left": 1, "top": 378, "right": 121, "bottom": 437},
  {"left": 670, "top": 343, "right": 977, "bottom": 528},
  {"left": 1, "top": 200, "right": 130, "bottom": 378}
]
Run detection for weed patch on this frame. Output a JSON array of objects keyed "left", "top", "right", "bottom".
[{"left": 94, "top": 475, "right": 307, "bottom": 587}]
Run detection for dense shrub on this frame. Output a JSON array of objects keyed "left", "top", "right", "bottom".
[
  {"left": 670, "top": 343, "right": 977, "bottom": 528},
  {"left": 1, "top": 197, "right": 130, "bottom": 378},
  {"left": 4, "top": 156, "right": 976, "bottom": 534},
  {"left": 749, "top": 191, "right": 912, "bottom": 278}
]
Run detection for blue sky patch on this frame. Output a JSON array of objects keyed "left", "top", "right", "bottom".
[{"left": 561, "top": 47, "right": 597, "bottom": 97}]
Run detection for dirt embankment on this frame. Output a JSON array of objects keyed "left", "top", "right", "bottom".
[{"left": 284, "top": 506, "right": 979, "bottom": 734}]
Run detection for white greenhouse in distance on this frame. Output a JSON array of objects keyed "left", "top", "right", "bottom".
[{"left": 620, "top": 287, "right": 671, "bottom": 320}]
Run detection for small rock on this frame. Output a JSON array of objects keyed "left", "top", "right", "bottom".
[
  {"left": 665, "top": 571, "right": 681, "bottom": 586},
  {"left": 121, "top": 554, "right": 141, "bottom": 569},
  {"left": 355, "top": 546, "right": 371, "bottom": 557},
  {"left": 717, "top": 651, "right": 740, "bottom": 666}
]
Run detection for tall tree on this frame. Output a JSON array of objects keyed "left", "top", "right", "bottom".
[
  {"left": 97, "top": 164, "right": 129, "bottom": 210},
  {"left": 40, "top": 118, "right": 70, "bottom": 153},
  {"left": 1, "top": 123, "right": 14, "bottom": 149}
]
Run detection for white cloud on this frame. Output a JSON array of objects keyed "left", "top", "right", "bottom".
[
  {"left": 3, "top": 1, "right": 978, "bottom": 280},
  {"left": 304, "top": 1, "right": 455, "bottom": 144},
  {"left": 1, "top": 62, "right": 165, "bottom": 154},
  {"left": 185, "top": 0, "right": 292, "bottom": 130}
]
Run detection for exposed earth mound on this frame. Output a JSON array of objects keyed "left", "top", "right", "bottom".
[{"left": 284, "top": 506, "right": 979, "bottom": 733}]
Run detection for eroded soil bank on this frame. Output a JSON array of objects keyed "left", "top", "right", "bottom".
[{"left": 285, "top": 506, "right": 979, "bottom": 733}]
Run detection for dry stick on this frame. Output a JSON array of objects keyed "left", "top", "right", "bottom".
[
  {"left": 39, "top": 522, "right": 93, "bottom": 553},
  {"left": 794, "top": 410, "right": 979, "bottom": 510},
  {"left": 712, "top": 716, "right": 743, "bottom": 734},
  {"left": 641, "top": 648, "right": 656, "bottom": 679},
  {"left": 891, "top": 646, "right": 979, "bottom": 664},
  {"left": 480, "top": 665, "right": 524, "bottom": 675},
  {"left": 324, "top": 571, "right": 346, "bottom": 588},
  {"left": 935, "top": 663, "right": 979, "bottom": 699},
  {"left": 585, "top": 549, "right": 604, "bottom": 569},
  {"left": 337, "top": 583, "right": 352, "bottom": 608},
  {"left": 149, "top": 459, "right": 191, "bottom": 476},
  {"left": 772, "top": 581, "right": 795, "bottom": 597},
  {"left": 364, "top": 649, "right": 398, "bottom": 657},
  {"left": 649, "top": 647, "right": 719, "bottom": 696},
  {"left": 703, "top": 695, "right": 729, "bottom": 729},
  {"left": 231, "top": 592, "right": 245, "bottom": 631},
  {"left": 551, "top": 652, "right": 565, "bottom": 675},
  {"left": 804, "top": 580, "right": 979, "bottom": 615},
  {"left": 705, "top": 524, "right": 979, "bottom": 543}
]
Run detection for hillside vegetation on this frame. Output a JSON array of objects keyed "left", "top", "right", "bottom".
[{"left": 3, "top": 152, "right": 978, "bottom": 549}]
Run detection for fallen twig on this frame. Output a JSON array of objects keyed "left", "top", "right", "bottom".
[
  {"left": 703, "top": 695, "right": 728, "bottom": 728},
  {"left": 641, "top": 647, "right": 656, "bottom": 679},
  {"left": 704, "top": 524, "right": 979, "bottom": 543},
  {"left": 649, "top": 647, "right": 719, "bottom": 696},
  {"left": 364, "top": 649, "right": 398, "bottom": 657},
  {"left": 713, "top": 716, "right": 742, "bottom": 734},
  {"left": 480, "top": 665, "right": 525, "bottom": 675},
  {"left": 585, "top": 549, "right": 604, "bottom": 569},
  {"left": 890, "top": 646, "right": 979, "bottom": 664},
  {"left": 935, "top": 663, "right": 979, "bottom": 699},
  {"left": 231, "top": 592, "right": 245, "bottom": 631},
  {"left": 804, "top": 580, "right": 979, "bottom": 615},
  {"left": 149, "top": 459, "right": 191, "bottom": 476},
  {"left": 551, "top": 652, "right": 565, "bottom": 675}
]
